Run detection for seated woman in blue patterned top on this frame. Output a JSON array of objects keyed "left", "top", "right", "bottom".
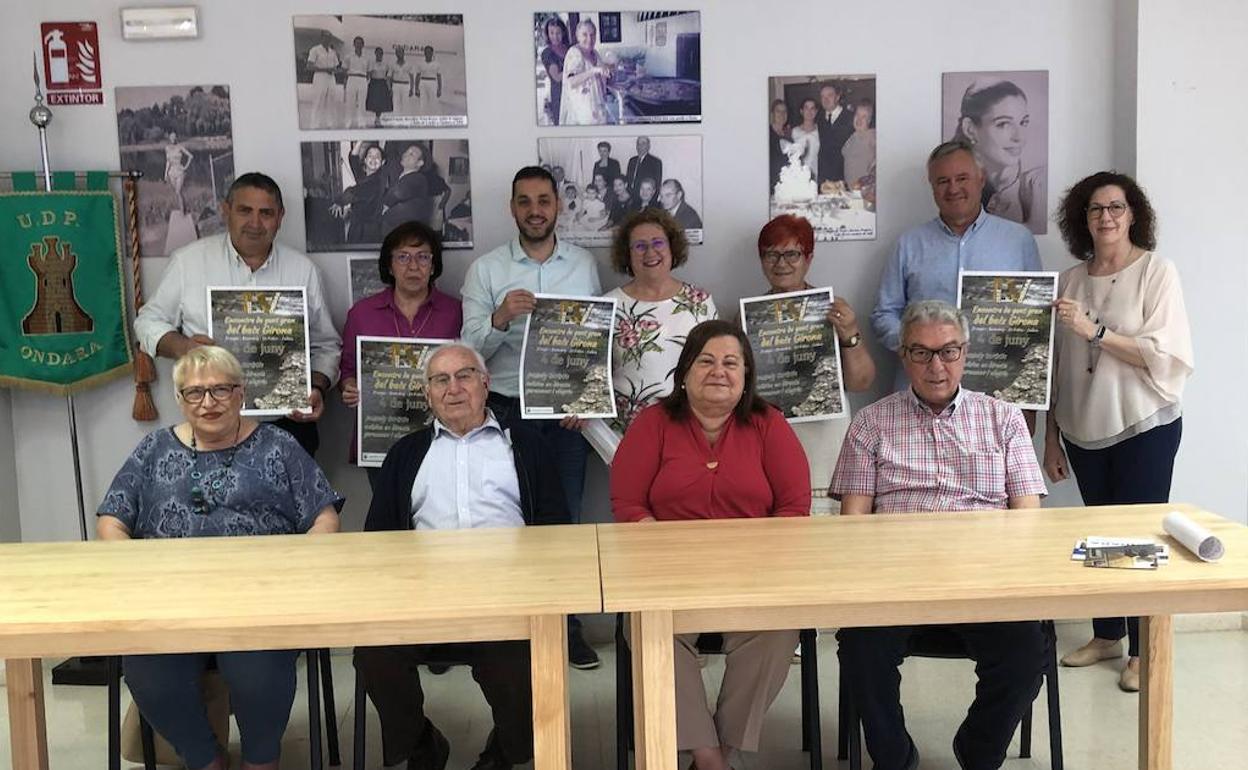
[{"left": 97, "top": 345, "right": 343, "bottom": 770}]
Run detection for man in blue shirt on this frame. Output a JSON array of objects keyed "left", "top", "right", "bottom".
[
  {"left": 460, "top": 166, "right": 603, "bottom": 669},
  {"left": 871, "top": 140, "right": 1041, "bottom": 364}
]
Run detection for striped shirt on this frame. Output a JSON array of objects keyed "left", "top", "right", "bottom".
[{"left": 830, "top": 388, "right": 1045, "bottom": 513}]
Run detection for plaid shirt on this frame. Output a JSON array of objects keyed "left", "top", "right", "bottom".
[{"left": 830, "top": 388, "right": 1046, "bottom": 513}]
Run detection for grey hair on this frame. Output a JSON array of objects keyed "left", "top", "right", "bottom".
[
  {"left": 927, "top": 139, "right": 981, "bottom": 170},
  {"left": 173, "top": 346, "right": 244, "bottom": 395},
  {"left": 900, "top": 300, "right": 970, "bottom": 347},
  {"left": 424, "top": 342, "right": 488, "bottom": 379}
]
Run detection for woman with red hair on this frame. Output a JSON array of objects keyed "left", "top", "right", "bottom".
[{"left": 755, "top": 214, "right": 876, "bottom": 513}]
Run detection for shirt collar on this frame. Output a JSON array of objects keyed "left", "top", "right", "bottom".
[
  {"left": 225, "top": 236, "right": 276, "bottom": 272},
  {"left": 934, "top": 206, "right": 989, "bottom": 238},
  {"left": 368, "top": 286, "right": 442, "bottom": 311},
  {"left": 509, "top": 236, "right": 566, "bottom": 264},
  {"left": 432, "top": 409, "right": 505, "bottom": 441},
  {"left": 906, "top": 386, "right": 966, "bottom": 417}
]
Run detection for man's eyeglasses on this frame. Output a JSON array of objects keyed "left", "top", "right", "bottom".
[
  {"left": 179, "top": 384, "right": 240, "bottom": 403},
  {"left": 427, "top": 367, "right": 482, "bottom": 389},
  {"left": 393, "top": 250, "right": 434, "bottom": 265},
  {"left": 902, "top": 344, "right": 966, "bottom": 364},
  {"left": 1086, "top": 202, "right": 1129, "bottom": 220},
  {"left": 630, "top": 238, "right": 669, "bottom": 256},
  {"left": 761, "top": 249, "right": 805, "bottom": 266}
]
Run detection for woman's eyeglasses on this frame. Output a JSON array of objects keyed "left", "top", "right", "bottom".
[
  {"left": 179, "top": 384, "right": 240, "bottom": 403},
  {"left": 630, "top": 238, "right": 669, "bottom": 256},
  {"left": 761, "top": 249, "right": 805, "bottom": 265},
  {"left": 1086, "top": 202, "right": 1129, "bottom": 220},
  {"left": 393, "top": 250, "right": 434, "bottom": 265}
]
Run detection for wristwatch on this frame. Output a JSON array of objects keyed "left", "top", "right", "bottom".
[
  {"left": 840, "top": 332, "right": 863, "bottom": 349},
  {"left": 1089, "top": 325, "right": 1107, "bottom": 348}
]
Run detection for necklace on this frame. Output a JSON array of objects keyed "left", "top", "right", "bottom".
[
  {"left": 1081, "top": 247, "right": 1139, "bottom": 373},
  {"left": 188, "top": 421, "right": 243, "bottom": 516},
  {"left": 393, "top": 290, "right": 434, "bottom": 338}
]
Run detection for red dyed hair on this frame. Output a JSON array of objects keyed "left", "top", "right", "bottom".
[{"left": 756, "top": 214, "right": 814, "bottom": 258}]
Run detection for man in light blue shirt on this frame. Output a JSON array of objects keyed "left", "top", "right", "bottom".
[
  {"left": 871, "top": 140, "right": 1041, "bottom": 365},
  {"left": 460, "top": 165, "right": 603, "bottom": 668}
]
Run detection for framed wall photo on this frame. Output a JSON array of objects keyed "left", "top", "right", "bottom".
[
  {"left": 768, "top": 74, "right": 877, "bottom": 242},
  {"left": 348, "top": 256, "right": 386, "bottom": 306},
  {"left": 534, "top": 10, "right": 701, "bottom": 126},
  {"left": 942, "top": 70, "right": 1049, "bottom": 234},
  {"left": 301, "top": 138, "right": 472, "bottom": 252},
  {"left": 537, "top": 134, "right": 702, "bottom": 246},
  {"left": 294, "top": 14, "right": 468, "bottom": 129},
  {"left": 115, "top": 85, "right": 234, "bottom": 257}
]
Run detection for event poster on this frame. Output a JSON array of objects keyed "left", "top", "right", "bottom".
[
  {"left": 116, "top": 85, "right": 234, "bottom": 257},
  {"left": 519, "top": 294, "right": 617, "bottom": 419},
  {"left": 301, "top": 138, "right": 472, "bottom": 252},
  {"left": 356, "top": 336, "right": 441, "bottom": 467},
  {"left": 957, "top": 271, "right": 1058, "bottom": 409},
  {"left": 942, "top": 70, "right": 1049, "bottom": 234},
  {"left": 767, "top": 74, "right": 876, "bottom": 242},
  {"left": 293, "top": 14, "right": 468, "bottom": 129},
  {"left": 740, "top": 288, "right": 846, "bottom": 422},
  {"left": 207, "top": 287, "right": 311, "bottom": 416},
  {"left": 534, "top": 11, "right": 702, "bottom": 126},
  {"left": 537, "top": 134, "right": 702, "bottom": 246},
  {"left": 348, "top": 256, "right": 386, "bottom": 305}
]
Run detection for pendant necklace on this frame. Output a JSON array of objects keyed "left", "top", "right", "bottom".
[
  {"left": 189, "top": 421, "right": 243, "bottom": 516},
  {"left": 1083, "top": 247, "right": 1136, "bottom": 374},
  {"left": 394, "top": 291, "right": 433, "bottom": 338}
]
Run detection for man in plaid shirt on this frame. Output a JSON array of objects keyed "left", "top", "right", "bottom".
[{"left": 830, "top": 299, "right": 1047, "bottom": 770}]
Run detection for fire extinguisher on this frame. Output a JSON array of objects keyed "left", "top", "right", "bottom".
[{"left": 44, "top": 28, "right": 69, "bottom": 84}]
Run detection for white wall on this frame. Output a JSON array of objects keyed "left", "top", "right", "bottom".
[
  {"left": 0, "top": 391, "right": 18, "bottom": 542},
  {"left": 1, "top": 0, "right": 1139, "bottom": 541},
  {"left": 1137, "top": 0, "right": 1248, "bottom": 524}
]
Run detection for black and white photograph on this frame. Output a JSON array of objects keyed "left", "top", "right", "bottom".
[
  {"left": 301, "top": 138, "right": 472, "bottom": 252},
  {"left": 356, "top": 336, "right": 441, "bottom": 467},
  {"left": 957, "top": 270, "right": 1059, "bottom": 410},
  {"left": 519, "top": 294, "right": 617, "bottom": 419},
  {"left": 537, "top": 134, "right": 702, "bottom": 246},
  {"left": 740, "top": 288, "right": 847, "bottom": 422},
  {"left": 943, "top": 70, "right": 1049, "bottom": 234},
  {"left": 293, "top": 14, "right": 467, "bottom": 129},
  {"left": 534, "top": 11, "right": 701, "bottom": 126},
  {"left": 207, "top": 287, "right": 311, "bottom": 417},
  {"left": 768, "top": 74, "right": 876, "bottom": 242},
  {"left": 348, "top": 255, "right": 387, "bottom": 306},
  {"left": 115, "top": 85, "right": 234, "bottom": 257}
]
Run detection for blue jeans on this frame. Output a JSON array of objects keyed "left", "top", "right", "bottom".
[{"left": 123, "top": 650, "right": 299, "bottom": 768}]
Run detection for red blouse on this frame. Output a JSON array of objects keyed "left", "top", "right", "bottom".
[{"left": 610, "top": 403, "right": 811, "bottom": 523}]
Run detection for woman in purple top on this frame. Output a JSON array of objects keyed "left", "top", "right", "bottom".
[{"left": 340, "top": 221, "right": 463, "bottom": 468}]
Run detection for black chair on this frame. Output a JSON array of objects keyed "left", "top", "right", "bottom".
[
  {"left": 614, "top": 614, "right": 822, "bottom": 770},
  {"left": 837, "top": 620, "right": 1063, "bottom": 770},
  {"left": 109, "top": 649, "right": 342, "bottom": 769}
]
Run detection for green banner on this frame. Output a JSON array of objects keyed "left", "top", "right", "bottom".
[{"left": 0, "top": 190, "right": 132, "bottom": 393}]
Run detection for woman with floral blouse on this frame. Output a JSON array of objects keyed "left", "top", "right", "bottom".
[{"left": 605, "top": 209, "right": 717, "bottom": 434}]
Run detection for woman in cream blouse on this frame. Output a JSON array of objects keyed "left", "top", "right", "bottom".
[{"left": 1045, "top": 171, "right": 1193, "bottom": 693}]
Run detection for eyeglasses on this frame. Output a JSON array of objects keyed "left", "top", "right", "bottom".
[
  {"left": 393, "top": 250, "right": 433, "bottom": 265},
  {"left": 427, "top": 367, "right": 482, "bottom": 390},
  {"left": 630, "top": 238, "right": 669, "bottom": 256},
  {"left": 761, "top": 249, "right": 805, "bottom": 265},
  {"left": 1086, "top": 202, "right": 1129, "bottom": 220},
  {"left": 179, "top": 384, "right": 240, "bottom": 403},
  {"left": 902, "top": 344, "right": 965, "bottom": 364}
]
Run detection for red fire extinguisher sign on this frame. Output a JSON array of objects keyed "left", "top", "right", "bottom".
[{"left": 40, "top": 21, "right": 104, "bottom": 105}]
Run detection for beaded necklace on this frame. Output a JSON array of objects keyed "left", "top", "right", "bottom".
[{"left": 188, "top": 421, "right": 242, "bottom": 516}]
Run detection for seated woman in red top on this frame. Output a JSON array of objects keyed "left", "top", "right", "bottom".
[{"left": 611, "top": 319, "right": 810, "bottom": 770}]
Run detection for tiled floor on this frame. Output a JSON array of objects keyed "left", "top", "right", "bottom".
[{"left": 2, "top": 623, "right": 1245, "bottom": 769}]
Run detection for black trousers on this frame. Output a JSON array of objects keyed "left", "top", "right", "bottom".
[
  {"left": 272, "top": 417, "right": 320, "bottom": 458},
  {"left": 1064, "top": 418, "right": 1182, "bottom": 657},
  {"left": 837, "top": 622, "right": 1044, "bottom": 770},
  {"left": 353, "top": 642, "right": 533, "bottom": 767}
]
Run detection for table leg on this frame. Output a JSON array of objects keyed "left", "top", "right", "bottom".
[
  {"left": 630, "top": 610, "right": 677, "bottom": 770},
  {"left": 1138, "top": 615, "right": 1173, "bottom": 770},
  {"left": 5, "top": 659, "right": 49, "bottom": 770},
  {"left": 530, "top": 614, "right": 570, "bottom": 770}
]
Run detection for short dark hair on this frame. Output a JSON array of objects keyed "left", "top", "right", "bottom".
[
  {"left": 1056, "top": 171, "right": 1157, "bottom": 260},
  {"left": 597, "top": 141, "right": 612, "bottom": 152},
  {"left": 226, "top": 173, "right": 284, "bottom": 210},
  {"left": 662, "top": 178, "right": 684, "bottom": 197},
  {"left": 378, "top": 221, "right": 444, "bottom": 287},
  {"left": 660, "top": 320, "right": 767, "bottom": 424},
  {"left": 610, "top": 208, "right": 689, "bottom": 275},
  {"left": 512, "top": 166, "right": 557, "bottom": 197}
]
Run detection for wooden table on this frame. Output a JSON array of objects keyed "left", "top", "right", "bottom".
[
  {"left": 0, "top": 525, "right": 602, "bottom": 770},
  {"left": 598, "top": 503, "right": 1248, "bottom": 770}
]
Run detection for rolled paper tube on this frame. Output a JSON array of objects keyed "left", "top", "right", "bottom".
[
  {"left": 1162, "top": 511, "right": 1225, "bottom": 562},
  {"left": 582, "top": 417, "right": 621, "bottom": 466}
]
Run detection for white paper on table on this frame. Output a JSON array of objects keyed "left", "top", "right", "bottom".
[
  {"left": 1162, "top": 511, "right": 1225, "bottom": 562},
  {"left": 583, "top": 418, "right": 621, "bottom": 466}
]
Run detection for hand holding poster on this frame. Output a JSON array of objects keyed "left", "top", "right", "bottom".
[
  {"left": 207, "top": 287, "right": 311, "bottom": 416},
  {"left": 740, "top": 288, "right": 846, "bottom": 421},
  {"left": 357, "top": 336, "right": 441, "bottom": 467},
  {"left": 519, "top": 294, "right": 617, "bottom": 419},
  {"left": 957, "top": 271, "right": 1058, "bottom": 409}
]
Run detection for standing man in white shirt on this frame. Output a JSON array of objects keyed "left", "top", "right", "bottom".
[
  {"left": 341, "top": 36, "right": 371, "bottom": 129},
  {"left": 460, "top": 166, "right": 603, "bottom": 669},
  {"left": 134, "top": 173, "right": 342, "bottom": 457},
  {"left": 306, "top": 30, "right": 341, "bottom": 130}
]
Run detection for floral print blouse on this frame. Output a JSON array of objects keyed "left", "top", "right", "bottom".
[{"left": 606, "top": 282, "right": 717, "bottom": 433}]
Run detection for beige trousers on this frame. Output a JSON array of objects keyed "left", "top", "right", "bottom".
[{"left": 674, "top": 630, "right": 799, "bottom": 752}]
